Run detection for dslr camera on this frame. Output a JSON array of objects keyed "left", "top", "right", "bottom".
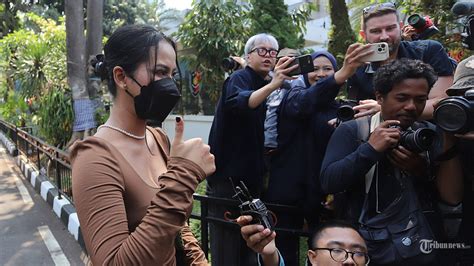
[
  {"left": 231, "top": 180, "right": 275, "bottom": 231},
  {"left": 434, "top": 89, "right": 474, "bottom": 134},
  {"left": 221, "top": 57, "right": 242, "bottom": 72},
  {"left": 390, "top": 125, "right": 436, "bottom": 153},
  {"left": 407, "top": 14, "right": 440, "bottom": 40}
]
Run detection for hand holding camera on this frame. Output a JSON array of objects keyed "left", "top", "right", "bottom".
[
  {"left": 388, "top": 145, "right": 429, "bottom": 177},
  {"left": 368, "top": 120, "right": 401, "bottom": 152},
  {"left": 231, "top": 180, "right": 275, "bottom": 231}
]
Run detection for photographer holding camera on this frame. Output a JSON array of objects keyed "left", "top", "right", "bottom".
[
  {"left": 320, "top": 59, "right": 463, "bottom": 265},
  {"left": 435, "top": 55, "right": 474, "bottom": 263},
  {"left": 348, "top": 3, "right": 454, "bottom": 120}
]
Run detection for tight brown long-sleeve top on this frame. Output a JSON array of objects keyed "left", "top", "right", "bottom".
[{"left": 70, "top": 127, "right": 208, "bottom": 265}]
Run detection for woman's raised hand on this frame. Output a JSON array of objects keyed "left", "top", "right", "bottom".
[{"left": 170, "top": 117, "right": 216, "bottom": 177}]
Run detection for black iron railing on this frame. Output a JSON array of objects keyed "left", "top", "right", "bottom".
[{"left": 0, "top": 120, "right": 73, "bottom": 202}]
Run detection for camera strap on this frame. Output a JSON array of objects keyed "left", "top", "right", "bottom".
[{"left": 355, "top": 113, "right": 379, "bottom": 193}]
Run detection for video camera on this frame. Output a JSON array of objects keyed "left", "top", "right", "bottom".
[
  {"left": 230, "top": 179, "right": 275, "bottom": 231},
  {"left": 434, "top": 89, "right": 474, "bottom": 134},
  {"left": 407, "top": 14, "right": 440, "bottom": 40},
  {"left": 390, "top": 125, "right": 436, "bottom": 153},
  {"left": 452, "top": 1, "right": 474, "bottom": 50}
]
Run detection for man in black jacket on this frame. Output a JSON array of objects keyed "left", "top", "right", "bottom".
[{"left": 320, "top": 59, "right": 463, "bottom": 265}]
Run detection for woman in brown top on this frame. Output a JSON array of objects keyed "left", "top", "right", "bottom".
[{"left": 70, "top": 24, "right": 215, "bottom": 265}]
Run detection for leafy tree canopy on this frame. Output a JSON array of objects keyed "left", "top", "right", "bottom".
[{"left": 248, "top": 0, "right": 314, "bottom": 49}]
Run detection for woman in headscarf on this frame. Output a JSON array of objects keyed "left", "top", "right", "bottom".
[{"left": 263, "top": 45, "right": 370, "bottom": 265}]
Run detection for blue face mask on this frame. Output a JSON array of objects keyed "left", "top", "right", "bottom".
[{"left": 127, "top": 77, "right": 181, "bottom": 123}]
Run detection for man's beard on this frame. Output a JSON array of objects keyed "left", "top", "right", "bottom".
[{"left": 388, "top": 36, "right": 402, "bottom": 54}]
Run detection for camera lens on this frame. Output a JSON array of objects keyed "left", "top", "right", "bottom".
[
  {"left": 380, "top": 43, "right": 386, "bottom": 48},
  {"left": 221, "top": 57, "right": 239, "bottom": 71},
  {"left": 408, "top": 14, "right": 426, "bottom": 29},
  {"left": 337, "top": 105, "right": 355, "bottom": 122},
  {"left": 400, "top": 128, "right": 436, "bottom": 153},
  {"left": 434, "top": 98, "right": 468, "bottom": 133}
]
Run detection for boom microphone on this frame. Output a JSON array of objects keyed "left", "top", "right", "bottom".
[{"left": 452, "top": 1, "right": 474, "bottom": 16}]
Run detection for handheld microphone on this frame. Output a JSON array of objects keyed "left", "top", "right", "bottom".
[{"left": 452, "top": 1, "right": 474, "bottom": 16}]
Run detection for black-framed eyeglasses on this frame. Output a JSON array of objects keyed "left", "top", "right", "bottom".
[
  {"left": 250, "top": 47, "right": 278, "bottom": 58},
  {"left": 362, "top": 2, "right": 396, "bottom": 15},
  {"left": 313, "top": 248, "right": 370, "bottom": 265}
]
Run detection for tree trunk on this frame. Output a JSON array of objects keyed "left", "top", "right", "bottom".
[
  {"left": 65, "top": 0, "right": 97, "bottom": 150},
  {"left": 65, "top": 0, "right": 87, "bottom": 101},
  {"left": 328, "top": 0, "right": 356, "bottom": 67},
  {"left": 86, "top": 0, "right": 104, "bottom": 99}
]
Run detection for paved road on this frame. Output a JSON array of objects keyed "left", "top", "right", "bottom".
[{"left": 0, "top": 147, "right": 86, "bottom": 266}]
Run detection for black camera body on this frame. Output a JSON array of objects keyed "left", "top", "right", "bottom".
[
  {"left": 222, "top": 57, "right": 241, "bottom": 72},
  {"left": 407, "top": 14, "right": 440, "bottom": 40},
  {"left": 434, "top": 89, "right": 474, "bottom": 134},
  {"left": 231, "top": 180, "right": 274, "bottom": 231}
]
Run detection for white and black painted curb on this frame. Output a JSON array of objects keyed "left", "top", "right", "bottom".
[
  {"left": 3, "top": 144, "right": 86, "bottom": 250},
  {"left": 0, "top": 131, "right": 18, "bottom": 156}
]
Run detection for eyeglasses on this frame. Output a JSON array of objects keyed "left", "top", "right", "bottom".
[
  {"left": 362, "top": 2, "right": 396, "bottom": 15},
  {"left": 313, "top": 248, "right": 370, "bottom": 265},
  {"left": 250, "top": 47, "right": 278, "bottom": 58}
]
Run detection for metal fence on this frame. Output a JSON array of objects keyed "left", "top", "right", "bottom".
[
  {"left": 0, "top": 120, "right": 73, "bottom": 202},
  {"left": 0, "top": 119, "right": 311, "bottom": 263}
]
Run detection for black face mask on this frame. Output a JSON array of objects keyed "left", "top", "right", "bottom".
[{"left": 127, "top": 77, "right": 181, "bottom": 123}]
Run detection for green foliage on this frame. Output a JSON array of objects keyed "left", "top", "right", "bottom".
[
  {"left": 0, "top": 0, "right": 30, "bottom": 38},
  {"left": 0, "top": 13, "right": 70, "bottom": 147},
  {"left": 37, "top": 89, "right": 74, "bottom": 147},
  {"left": 177, "top": 0, "right": 250, "bottom": 113},
  {"left": 249, "top": 0, "right": 314, "bottom": 49},
  {"left": 328, "top": 0, "right": 356, "bottom": 66},
  {"left": 0, "top": 90, "right": 30, "bottom": 127},
  {"left": 103, "top": 0, "right": 179, "bottom": 36}
]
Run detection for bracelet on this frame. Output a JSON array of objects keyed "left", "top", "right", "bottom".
[{"left": 435, "top": 145, "right": 459, "bottom": 162}]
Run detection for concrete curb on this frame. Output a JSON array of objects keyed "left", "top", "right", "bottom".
[
  {"left": 15, "top": 154, "right": 85, "bottom": 250},
  {"left": 0, "top": 131, "right": 18, "bottom": 156}
]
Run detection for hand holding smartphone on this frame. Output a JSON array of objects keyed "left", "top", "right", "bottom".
[
  {"left": 359, "top": 42, "right": 389, "bottom": 62},
  {"left": 286, "top": 54, "right": 314, "bottom": 76}
]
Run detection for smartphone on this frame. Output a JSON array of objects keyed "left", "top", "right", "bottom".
[
  {"left": 359, "top": 42, "right": 389, "bottom": 62},
  {"left": 286, "top": 54, "right": 314, "bottom": 76}
]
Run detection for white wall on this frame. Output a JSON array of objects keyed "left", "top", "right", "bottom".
[{"left": 161, "top": 115, "right": 214, "bottom": 144}]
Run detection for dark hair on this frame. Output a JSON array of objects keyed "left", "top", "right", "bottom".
[
  {"left": 93, "top": 24, "right": 177, "bottom": 97},
  {"left": 373, "top": 58, "right": 438, "bottom": 96},
  {"left": 362, "top": 4, "right": 398, "bottom": 30},
  {"left": 310, "top": 220, "right": 361, "bottom": 249}
]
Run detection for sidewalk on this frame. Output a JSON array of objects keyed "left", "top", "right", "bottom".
[{"left": 0, "top": 147, "right": 86, "bottom": 266}]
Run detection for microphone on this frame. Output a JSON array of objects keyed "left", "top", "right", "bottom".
[{"left": 452, "top": 1, "right": 474, "bottom": 16}]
